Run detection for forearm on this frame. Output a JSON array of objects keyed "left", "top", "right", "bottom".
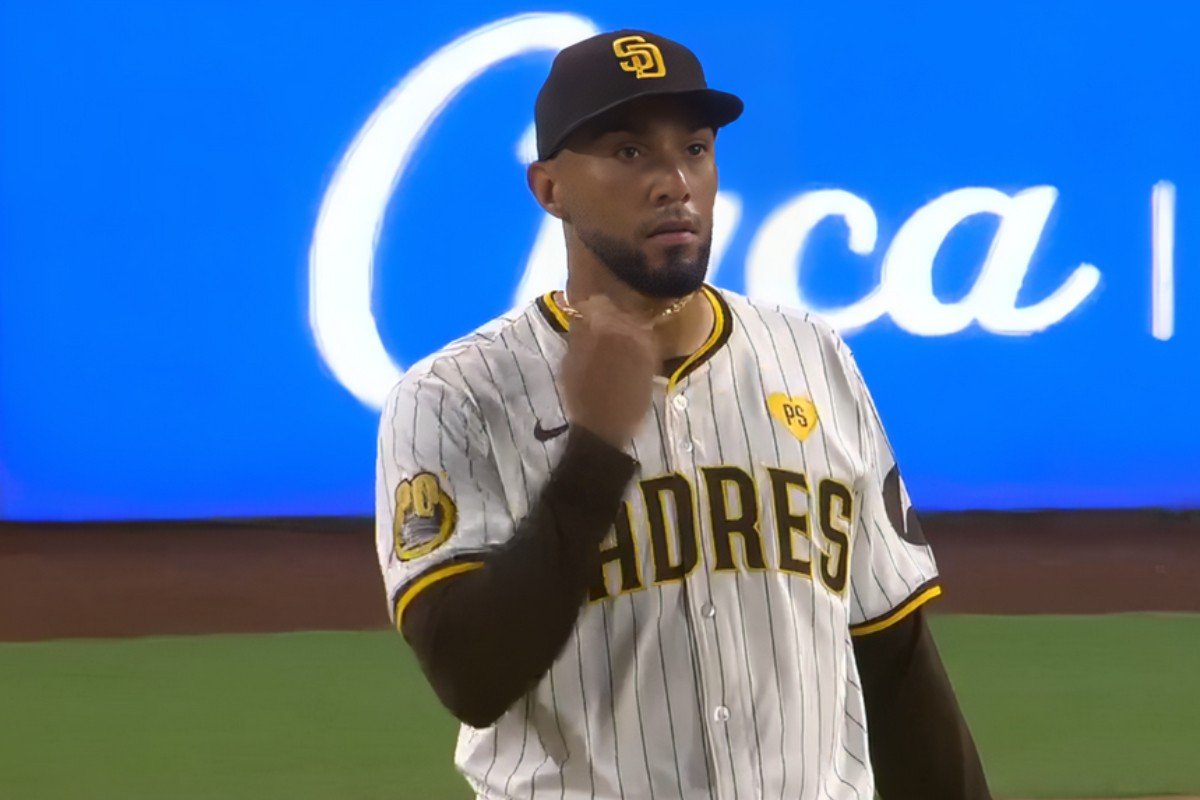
[
  {"left": 854, "top": 610, "right": 992, "bottom": 799},
  {"left": 401, "top": 427, "right": 636, "bottom": 728}
]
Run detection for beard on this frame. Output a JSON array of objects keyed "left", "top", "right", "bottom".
[{"left": 577, "top": 226, "right": 712, "bottom": 299}]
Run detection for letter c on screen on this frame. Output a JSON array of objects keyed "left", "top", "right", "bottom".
[{"left": 309, "top": 13, "right": 599, "bottom": 409}]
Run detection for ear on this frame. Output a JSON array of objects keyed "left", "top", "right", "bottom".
[{"left": 527, "top": 161, "right": 566, "bottom": 220}]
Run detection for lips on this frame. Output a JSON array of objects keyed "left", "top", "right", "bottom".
[{"left": 648, "top": 219, "right": 699, "bottom": 245}]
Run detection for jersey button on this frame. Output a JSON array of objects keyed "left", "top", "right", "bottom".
[
  {"left": 680, "top": 439, "right": 694, "bottom": 453},
  {"left": 712, "top": 706, "right": 730, "bottom": 723},
  {"left": 672, "top": 394, "right": 688, "bottom": 411},
  {"left": 701, "top": 602, "right": 716, "bottom": 618}
]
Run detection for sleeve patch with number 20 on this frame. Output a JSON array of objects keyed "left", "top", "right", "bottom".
[{"left": 393, "top": 472, "right": 458, "bottom": 561}]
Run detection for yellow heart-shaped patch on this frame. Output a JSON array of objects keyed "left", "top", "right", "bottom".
[{"left": 768, "top": 394, "right": 819, "bottom": 442}]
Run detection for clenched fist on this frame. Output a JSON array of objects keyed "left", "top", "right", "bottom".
[{"left": 560, "top": 295, "right": 660, "bottom": 450}]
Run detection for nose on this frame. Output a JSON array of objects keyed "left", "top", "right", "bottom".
[{"left": 650, "top": 156, "right": 692, "bottom": 207}]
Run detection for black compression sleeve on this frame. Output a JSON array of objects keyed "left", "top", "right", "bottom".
[
  {"left": 853, "top": 609, "right": 992, "bottom": 799},
  {"left": 399, "top": 426, "right": 637, "bottom": 728}
]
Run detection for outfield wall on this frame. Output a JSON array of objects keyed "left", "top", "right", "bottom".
[{"left": 3, "top": 511, "right": 1196, "bottom": 642}]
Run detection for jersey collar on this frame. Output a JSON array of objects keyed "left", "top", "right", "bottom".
[{"left": 535, "top": 284, "right": 733, "bottom": 391}]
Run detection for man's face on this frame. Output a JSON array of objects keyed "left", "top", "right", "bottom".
[{"left": 549, "top": 96, "right": 718, "bottom": 298}]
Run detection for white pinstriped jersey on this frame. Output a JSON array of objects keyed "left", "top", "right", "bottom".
[{"left": 376, "top": 285, "right": 940, "bottom": 800}]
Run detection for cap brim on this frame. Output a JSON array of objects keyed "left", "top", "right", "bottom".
[{"left": 540, "top": 88, "right": 744, "bottom": 160}]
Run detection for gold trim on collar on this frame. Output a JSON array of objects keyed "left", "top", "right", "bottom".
[
  {"left": 538, "top": 291, "right": 572, "bottom": 333},
  {"left": 536, "top": 286, "right": 733, "bottom": 389},
  {"left": 666, "top": 286, "right": 730, "bottom": 392}
]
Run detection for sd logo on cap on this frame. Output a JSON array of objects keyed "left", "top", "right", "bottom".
[{"left": 612, "top": 35, "right": 666, "bottom": 79}]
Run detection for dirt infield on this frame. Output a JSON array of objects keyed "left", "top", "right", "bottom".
[{"left": 2, "top": 510, "right": 1198, "bottom": 642}]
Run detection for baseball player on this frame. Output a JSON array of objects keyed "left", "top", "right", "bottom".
[{"left": 377, "top": 30, "right": 991, "bottom": 799}]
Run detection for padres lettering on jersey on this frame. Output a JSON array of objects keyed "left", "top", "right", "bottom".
[
  {"left": 377, "top": 286, "right": 940, "bottom": 799},
  {"left": 586, "top": 467, "right": 854, "bottom": 602}
]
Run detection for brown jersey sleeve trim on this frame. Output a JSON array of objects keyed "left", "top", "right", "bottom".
[
  {"left": 393, "top": 559, "right": 486, "bottom": 629},
  {"left": 850, "top": 579, "right": 942, "bottom": 636}
]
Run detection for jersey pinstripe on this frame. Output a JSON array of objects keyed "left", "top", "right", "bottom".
[{"left": 376, "top": 285, "right": 940, "bottom": 799}]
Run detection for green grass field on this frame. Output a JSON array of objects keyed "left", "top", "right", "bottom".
[{"left": 1, "top": 615, "right": 1197, "bottom": 799}]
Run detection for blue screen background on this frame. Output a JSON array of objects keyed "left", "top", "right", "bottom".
[{"left": 2, "top": 1, "right": 1196, "bottom": 520}]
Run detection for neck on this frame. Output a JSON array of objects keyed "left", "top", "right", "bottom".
[{"left": 563, "top": 256, "right": 714, "bottom": 363}]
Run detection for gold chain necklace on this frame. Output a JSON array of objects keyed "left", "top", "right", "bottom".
[{"left": 558, "top": 291, "right": 695, "bottom": 321}]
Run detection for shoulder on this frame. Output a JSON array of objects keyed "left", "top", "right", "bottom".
[
  {"left": 385, "top": 305, "right": 534, "bottom": 413},
  {"left": 716, "top": 287, "right": 850, "bottom": 357}
]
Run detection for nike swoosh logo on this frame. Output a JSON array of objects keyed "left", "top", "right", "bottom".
[{"left": 534, "top": 421, "right": 570, "bottom": 442}]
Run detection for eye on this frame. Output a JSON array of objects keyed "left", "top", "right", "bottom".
[
  {"left": 687, "top": 142, "right": 709, "bottom": 156},
  {"left": 616, "top": 145, "right": 642, "bottom": 160}
]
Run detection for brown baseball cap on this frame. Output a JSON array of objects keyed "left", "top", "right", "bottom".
[{"left": 534, "top": 30, "right": 744, "bottom": 161}]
